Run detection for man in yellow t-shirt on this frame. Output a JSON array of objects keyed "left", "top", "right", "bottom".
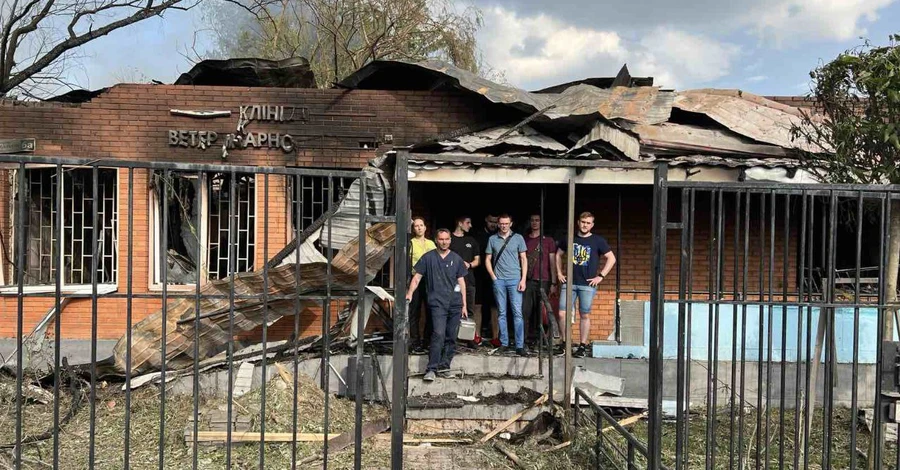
[{"left": 409, "top": 216, "right": 436, "bottom": 352}]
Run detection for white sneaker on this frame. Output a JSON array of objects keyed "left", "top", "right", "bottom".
[{"left": 423, "top": 370, "right": 437, "bottom": 382}]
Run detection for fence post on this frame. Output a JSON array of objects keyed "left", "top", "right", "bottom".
[
  {"left": 595, "top": 411, "right": 602, "bottom": 470},
  {"left": 391, "top": 149, "right": 410, "bottom": 469},
  {"left": 647, "top": 162, "right": 668, "bottom": 470}
]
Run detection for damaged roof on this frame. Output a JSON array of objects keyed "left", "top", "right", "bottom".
[{"left": 338, "top": 59, "right": 816, "bottom": 169}]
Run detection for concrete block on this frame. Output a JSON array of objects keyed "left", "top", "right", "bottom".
[{"left": 572, "top": 366, "right": 624, "bottom": 396}]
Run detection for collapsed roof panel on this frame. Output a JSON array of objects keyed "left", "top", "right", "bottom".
[
  {"left": 629, "top": 122, "right": 788, "bottom": 158},
  {"left": 110, "top": 159, "right": 394, "bottom": 374},
  {"left": 673, "top": 90, "right": 819, "bottom": 152},
  {"left": 438, "top": 125, "right": 567, "bottom": 153},
  {"left": 175, "top": 57, "right": 316, "bottom": 88},
  {"left": 339, "top": 60, "right": 674, "bottom": 125}
]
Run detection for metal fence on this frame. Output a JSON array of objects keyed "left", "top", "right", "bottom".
[
  {"left": 0, "top": 154, "right": 391, "bottom": 469},
  {"left": 647, "top": 165, "right": 900, "bottom": 469},
  {"left": 574, "top": 387, "right": 665, "bottom": 470}
]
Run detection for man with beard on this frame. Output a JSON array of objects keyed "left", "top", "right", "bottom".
[
  {"left": 485, "top": 214, "right": 529, "bottom": 356},
  {"left": 556, "top": 212, "right": 616, "bottom": 358},
  {"left": 522, "top": 214, "right": 557, "bottom": 345},
  {"left": 406, "top": 229, "right": 468, "bottom": 382}
]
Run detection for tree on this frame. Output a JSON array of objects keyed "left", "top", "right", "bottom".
[
  {"left": 792, "top": 34, "right": 900, "bottom": 340},
  {"left": 204, "top": 0, "right": 482, "bottom": 87},
  {"left": 0, "top": 0, "right": 200, "bottom": 98}
]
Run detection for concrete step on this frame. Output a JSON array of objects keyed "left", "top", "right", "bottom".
[
  {"left": 408, "top": 375, "right": 551, "bottom": 397},
  {"left": 406, "top": 354, "right": 564, "bottom": 378},
  {"left": 406, "top": 403, "right": 544, "bottom": 421}
]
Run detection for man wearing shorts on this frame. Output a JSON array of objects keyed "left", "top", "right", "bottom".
[{"left": 555, "top": 212, "right": 616, "bottom": 358}]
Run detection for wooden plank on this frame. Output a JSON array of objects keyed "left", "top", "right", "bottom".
[
  {"left": 274, "top": 362, "right": 294, "bottom": 385},
  {"left": 373, "top": 434, "right": 472, "bottom": 444},
  {"left": 602, "top": 412, "right": 647, "bottom": 433},
  {"left": 834, "top": 278, "right": 879, "bottom": 284},
  {"left": 547, "top": 441, "right": 571, "bottom": 452},
  {"left": 589, "top": 396, "right": 648, "bottom": 409},
  {"left": 185, "top": 431, "right": 341, "bottom": 443},
  {"left": 298, "top": 419, "right": 391, "bottom": 465},
  {"left": 327, "top": 418, "right": 390, "bottom": 451},
  {"left": 494, "top": 442, "right": 525, "bottom": 469},
  {"left": 479, "top": 395, "right": 548, "bottom": 443}
]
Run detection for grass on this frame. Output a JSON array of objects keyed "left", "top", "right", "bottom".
[
  {"left": 4, "top": 372, "right": 899, "bottom": 469},
  {"left": 0, "top": 370, "right": 391, "bottom": 469}
]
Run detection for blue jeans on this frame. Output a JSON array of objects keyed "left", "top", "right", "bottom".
[
  {"left": 493, "top": 278, "right": 524, "bottom": 348},
  {"left": 558, "top": 284, "right": 597, "bottom": 315}
]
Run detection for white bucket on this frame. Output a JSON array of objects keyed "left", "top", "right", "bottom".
[{"left": 457, "top": 319, "right": 476, "bottom": 341}]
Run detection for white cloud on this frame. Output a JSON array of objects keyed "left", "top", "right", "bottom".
[
  {"left": 478, "top": 7, "right": 626, "bottom": 84},
  {"left": 744, "top": 0, "right": 894, "bottom": 42},
  {"left": 747, "top": 75, "right": 769, "bottom": 82},
  {"left": 479, "top": 9, "right": 739, "bottom": 90}
]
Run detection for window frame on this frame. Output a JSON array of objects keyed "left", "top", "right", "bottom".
[{"left": 0, "top": 165, "right": 120, "bottom": 295}]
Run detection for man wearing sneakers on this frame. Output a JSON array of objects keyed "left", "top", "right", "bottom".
[
  {"left": 485, "top": 214, "right": 529, "bottom": 357},
  {"left": 556, "top": 212, "right": 616, "bottom": 358},
  {"left": 450, "top": 216, "right": 481, "bottom": 345},
  {"left": 406, "top": 229, "right": 468, "bottom": 382}
]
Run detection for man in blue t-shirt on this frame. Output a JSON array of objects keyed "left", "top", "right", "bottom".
[
  {"left": 485, "top": 214, "right": 529, "bottom": 356},
  {"left": 406, "top": 229, "right": 468, "bottom": 382},
  {"left": 555, "top": 211, "right": 616, "bottom": 358}
]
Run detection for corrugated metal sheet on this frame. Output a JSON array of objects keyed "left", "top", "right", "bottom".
[
  {"left": 630, "top": 122, "right": 787, "bottom": 157},
  {"left": 673, "top": 90, "right": 820, "bottom": 152},
  {"left": 112, "top": 222, "right": 396, "bottom": 374},
  {"left": 320, "top": 166, "right": 390, "bottom": 249},
  {"left": 571, "top": 121, "right": 641, "bottom": 160},
  {"left": 438, "top": 125, "right": 567, "bottom": 153},
  {"left": 340, "top": 60, "right": 673, "bottom": 125},
  {"left": 666, "top": 155, "right": 799, "bottom": 168}
]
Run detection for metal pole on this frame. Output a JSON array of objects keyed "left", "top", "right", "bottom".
[
  {"left": 353, "top": 175, "right": 367, "bottom": 470},
  {"left": 563, "top": 178, "right": 575, "bottom": 408},
  {"left": 647, "top": 163, "right": 668, "bottom": 470},
  {"left": 391, "top": 149, "right": 410, "bottom": 469},
  {"left": 616, "top": 189, "right": 622, "bottom": 344}
]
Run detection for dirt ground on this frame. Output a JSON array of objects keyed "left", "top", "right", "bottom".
[{"left": 2, "top": 370, "right": 898, "bottom": 469}]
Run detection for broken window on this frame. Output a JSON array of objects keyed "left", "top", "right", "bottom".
[
  {"left": 288, "top": 174, "right": 391, "bottom": 287},
  {"left": 207, "top": 173, "right": 256, "bottom": 280},
  {"left": 289, "top": 175, "right": 354, "bottom": 233},
  {"left": 15, "top": 167, "right": 117, "bottom": 286},
  {"left": 150, "top": 172, "right": 201, "bottom": 285}
]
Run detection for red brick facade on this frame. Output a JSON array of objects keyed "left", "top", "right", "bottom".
[{"left": 0, "top": 84, "right": 799, "bottom": 343}]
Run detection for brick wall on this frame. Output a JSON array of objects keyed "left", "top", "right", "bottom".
[
  {"left": 0, "top": 84, "right": 509, "bottom": 340},
  {"left": 410, "top": 183, "right": 799, "bottom": 342}
]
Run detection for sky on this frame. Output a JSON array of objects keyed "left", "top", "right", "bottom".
[{"left": 65, "top": 0, "right": 900, "bottom": 96}]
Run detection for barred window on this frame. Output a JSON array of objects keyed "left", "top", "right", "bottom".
[
  {"left": 207, "top": 173, "right": 256, "bottom": 280},
  {"left": 17, "top": 167, "right": 117, "bottom": 286}
]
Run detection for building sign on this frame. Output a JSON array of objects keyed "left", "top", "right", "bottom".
[
  {"left": 0, "top": 138, "right": 35, "bottom": 153},
  {"left": 169, "top": 104, "right": 308, "bottom": 154}
]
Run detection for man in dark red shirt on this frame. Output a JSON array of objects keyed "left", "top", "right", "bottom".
[{"left": 522, "top": 214, "right": 557, "bottom": 345}]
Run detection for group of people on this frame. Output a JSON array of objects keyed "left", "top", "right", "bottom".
[{"left": 405, "top": 212, "right": 616, "bottom": 382}]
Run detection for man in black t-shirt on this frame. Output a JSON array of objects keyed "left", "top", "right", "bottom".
[
  {"left": 406, "top": 229, "right": 469, "bottom": 382},
  {"left": 450, "top": 216, "right": 481, "bottom": 343},
  {"left": 555, "top": 212, "right": 616, "bottom": 358}
]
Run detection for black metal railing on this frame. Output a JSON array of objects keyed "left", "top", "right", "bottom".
[
  {"left": 574, "top": 387, "right": 663, "bottom": 470},
  {"left": 0, "top": 154, "right": 396, "bottom": 469},
  {"left": 647, "top": 168, "right": 900, "bottom": 470}
]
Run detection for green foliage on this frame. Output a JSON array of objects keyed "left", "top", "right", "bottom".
[
  {"left": 792, "top": 34, "right": 900, "bottom": 184},
  {"left": 206, "top": 0, "right": 482, "bottom": 87}
]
